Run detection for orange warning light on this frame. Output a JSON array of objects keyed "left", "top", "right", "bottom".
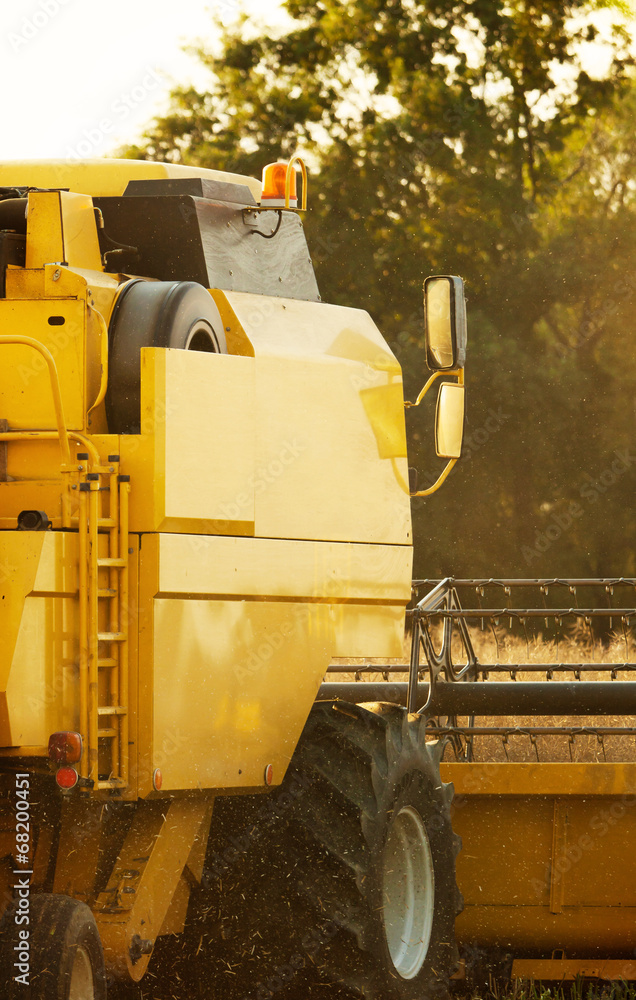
[{"left": 261, "top": 162, "right": 297, "bottom": 208}]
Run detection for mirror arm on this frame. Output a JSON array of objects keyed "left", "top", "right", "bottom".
[
  {"left": 404, "top": 370, "right": 445, "bottom": 408},
  {"left": 407, "top": 369, "right": 465, "bottom": 497},
  {"left": 405, "top": 368, "right": 464, "bottom": 410},
  {"left": 410, "top": 458, "right": 458, "bottom": 498}
]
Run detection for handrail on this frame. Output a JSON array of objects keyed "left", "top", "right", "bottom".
[
  {"left": 0, "top": 336, "right": 71, "bottom": 468},
  {"left": 0, "top": 428, "right": 100, "bottom": 466}
]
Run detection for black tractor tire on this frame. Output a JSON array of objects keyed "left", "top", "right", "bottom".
[
  {"left": 0, "top": 893, "right": 107, "bottom": 999},
  {"left": 105, "top": 279, "right": 227, "bottom": 434},
  {"left": 184, "top": 701, "right": 462, "bottom": 1000}
]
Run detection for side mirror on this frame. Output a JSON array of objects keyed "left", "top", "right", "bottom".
[
  {"left": 436, "top": 382, "right": 465, "bottom": 459},
  {"left": 424, "top": 275, "right": 467, "bottom": 372}
]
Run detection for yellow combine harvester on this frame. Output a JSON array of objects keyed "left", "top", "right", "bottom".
[{"left": 0, "top": 158, "right": 633, "bottom": 999}]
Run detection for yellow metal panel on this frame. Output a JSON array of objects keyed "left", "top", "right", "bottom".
[
  {"left": 215, "top": 291, "right": 402, "bottom": 368},
  {"left": 331, "top": 604, "right": 405, "bottom": 658},
  {"left": 122, "top": 349, "right": 256, "bottom": 534},
  {"left": 0, "top": 479, "right": 67, "bottom": 528},
  {"left": 0, "top": 158, "right": 262, "bottom": 201},
  {"left": 209, "top": 292, "right": 410, "bottom": 544},
  {"left": 25, "top": 191, "right": 64, "bottom": 268},
  {"left": 162, "top": 349, "right": 255, "bottom": 528},
  {"left": 140, "top": 532, "right": 409, "bottom": 790},
  {"left": 457, "top": 905, "right": 636, "bottom": 954},
  {"left": 441, "top": 761, "right": 636, "bottom": 796},
  {"left": 254, "top": 355, "right": 410, "bottom": 544},
  {"left": 453, "top": 797, "right": 554, "bottom": 907},
  {"left": 512, "top": 959, "right": 636, "bottom": 981},
  {"left": 151, "top": 597, "right": 331, "bottom": 790},
  {"left": 560, "top": 798, "right": 636, "bottom": 906},
  {"left": 122, "top": 318, "right": 411, "bottom": 544},
  {"left": 4, "top": 268, "right": 45, "bottom": 299},
  {"left": 58, "top": 191, "right": 102, "bottom": 271},
  {"left": 6, "top": 264, "right": 89, "bottom": 301},
  {"left": 3, "top": 533, "right": 79, "bottom": 747},
  {"left": 154, "top": 533, "right": 411, "bottom": 604},
  {"left": 448, "top": 773, "right": 636, "bottom": 955},
  {"left": 0, "top": 300, "right": 86, "bottom": 431},
  {"left": 0, "top": 533, "right": 45, "bottom": 693}
]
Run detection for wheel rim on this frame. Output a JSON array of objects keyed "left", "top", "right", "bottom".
[
  {"left": 382, "top": 804, "right": 435, "bottom": 980},
  {"left": 68, "top": 945, "right": 95, "bottom": 1000}
]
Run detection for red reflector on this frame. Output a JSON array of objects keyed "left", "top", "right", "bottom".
[
  {"left": 153, "top": 768, "right": 163, "bottom": 791},
  {"left": 56, "top": 766, "right": 79, "bottom": 790},
  {"left": 264, "top": 764, "right": 274, "bottom": 786},
  {"left": 48, "top": 731, "right": 83, "bottom": 765}
]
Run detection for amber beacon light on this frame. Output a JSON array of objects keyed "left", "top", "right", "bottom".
[{"left": 260, "top": 157, "right": 308, "bottom": 210}]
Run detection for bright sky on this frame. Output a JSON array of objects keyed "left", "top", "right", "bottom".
[
  {"left": 0, "top": 1, "right": 632, "bottom": 163},
  {"left": 0, "top": 0, "right": 287, "bottom": 161}
]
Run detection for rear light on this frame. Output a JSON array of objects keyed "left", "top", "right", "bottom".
[
  {"left": 153, "top": 769, "right": 163, "bottom": 791},
  {"left": 56, "top": 767, "right": 79, "bottom": 790},
  {"left": 48, "top": 731, "right": 83, "bottom": 765}
]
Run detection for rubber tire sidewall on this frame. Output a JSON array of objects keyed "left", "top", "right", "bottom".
[
  {"left": 366, "top": 764, "right": 458, "bottom": 999},
  {"left": 0, "top": 894, "right": 107, "bottom": 1000},
  {"left": 105, "top": 280, "right": 227, "bottom": 434}
]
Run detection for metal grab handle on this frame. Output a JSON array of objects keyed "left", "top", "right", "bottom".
[
  {"left": 0, "top": 335, "right": 71, "bottom": 468},
  {"left": 287, "top": 156, "right": 308, "bottom": 210}
]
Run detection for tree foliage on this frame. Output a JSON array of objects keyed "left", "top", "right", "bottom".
[{"left": 123, "top": 1, "right": 636, "bottom": 577}]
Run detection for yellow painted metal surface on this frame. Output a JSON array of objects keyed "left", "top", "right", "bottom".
[
  {"left": 0, "top": 532, "right": 78, "bottom": 746},
  {"left": 122, "top": 348, "right": 256, "bottom": 535},
  {"left": 25, "top": 191, "right": 64, "bottom": 267},
  {"left": 25, "top": 190, "right": 102, "bottom": 272},
  {"left": 442, "top": 763, "right": 636, "bottom": 954},
  {"left": 441, "top": 761, "right": 636, "bottom": 796},
  {"left": 0, "top": 299, "right": 86, "bottom": 431},
  {"left": 95, "top": 796, "right": 213, "bottom": 981},
  {"left": 139, "top": 532, "right": 410, "bottom": 792},
  {"left": 511, "top": 958, "right": 636, "bottom": 980},
  {"left": 0, "top": 158, "right": 262, "bottom": 201},
  {"left": 123, "top": 311, "right": 411, "bottom": 543}
]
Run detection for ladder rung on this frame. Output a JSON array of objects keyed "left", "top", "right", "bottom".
[
  {"left": 97, "top": 588, "right": 117, "bottom": 598},
  {"left": 98, "top": 658, "right": 117, "bottom": 668},
  {"left": 97, "top": 706, "right": 127, "bottom": 716},
  {"left": 97, "top": 728, "right": 117, "bottom": 738},
  {"left": 96, "top": 779, "right": 127, "bottom": 790},
  {"left": 97, "top": 558, "right": 126, "bottom": 568},
  {"left": 98, "top": 632, "right": 126, "bottom": 642}
]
